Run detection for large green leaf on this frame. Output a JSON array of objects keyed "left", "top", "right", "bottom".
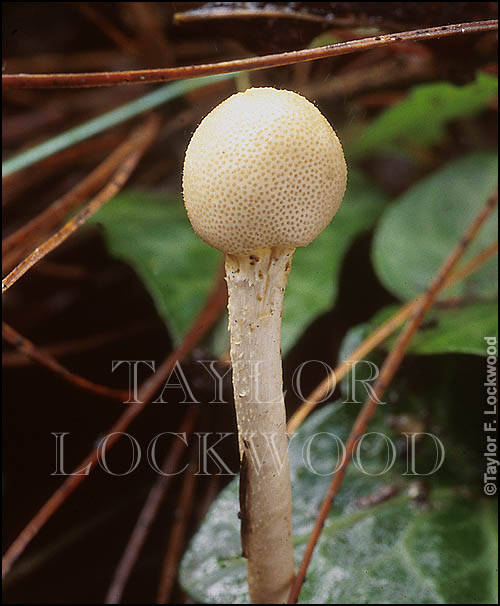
[
  {"left": 372, "top": 152, "right": 498, "bottom": 302},
  {"left": 299, "top": 492, "right": 497, "bottom": 605},
  {"left": 179, "top": 403, "right": 498, "bottom": 603},
  {"left": 91, "top": 192, "right": 220, "bottom": 344},
  {"left": 368, "top": 302, "right": 498, "bottom": 357},
  {"left": 350, "top": 72, "right": 498, "bottom": 157}
]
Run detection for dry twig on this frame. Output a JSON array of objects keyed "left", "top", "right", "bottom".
[
  {"left": 78, "top": 3, "right": 138, "bottom": 57},
  {"left": 156, "top": 460, "right": 198, "bottom": 604},
  {"left": 2, "top": 131, "right": 122, "bottom": 210},
  {"left": 2, "top": 322, "right": 129, "bottom": 401},
  {"left": 106, "top": 408, "right": 199, "bottom": 604},
  {"left": 2, "top": 21, "right": 496, "bottom": 89},
  {"left": 3, "top": 322, "right": 152, "bottom": 367},
  {"left": 2, "top": 114, "right": 160, "bottom": 294},
  {"left": 2, "top": 125, "right": 144, "bottom": 259}
]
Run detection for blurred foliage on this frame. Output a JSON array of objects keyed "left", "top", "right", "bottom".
[{"left": 350, "top": 73, "right": 498, "bottom": 157}]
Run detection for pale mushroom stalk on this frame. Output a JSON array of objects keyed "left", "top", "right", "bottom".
[
  {"left": 225, "top": 245, "right": 295, "bottom": 604},
  {"left": 183, "top": 87, "right": 347, "bottom": 604}
]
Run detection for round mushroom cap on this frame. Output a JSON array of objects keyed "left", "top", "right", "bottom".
[{"left": 182, "top": 87, "right": 347, "bottom": 255}]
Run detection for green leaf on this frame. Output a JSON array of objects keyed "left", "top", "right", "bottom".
[
  {"left": 281, "top": 170, "right": 388, "bottom": 352},
  {"left": 299, "top": 493, "right": 497, "bottom": 605},
  {"left": 91, "top": 191, "right": 220, "bottom": 344},
  {"left": 372, "top": 152, "right": 498, "bottom": 302},
  {"left": 180, "top": 403, "right": 498, "bottom": 603},
  {"left": 369, "top": 302, "right": 498, "bottom": 356},
  {"left": 350, "top": 72, "right": 498, "bottom": 157}
]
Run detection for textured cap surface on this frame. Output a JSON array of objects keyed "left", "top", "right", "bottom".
[{"left": 182, "top": 87, "right": 347, "bottom": 254}]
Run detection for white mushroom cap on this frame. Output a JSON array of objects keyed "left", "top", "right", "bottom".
[{"left": 182, "top": 87, "right": 347, "bottom": 255}]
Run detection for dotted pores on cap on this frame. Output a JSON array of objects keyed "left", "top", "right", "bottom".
[{"left": 182, "top": 87, "right": 347, "bottom": 254}]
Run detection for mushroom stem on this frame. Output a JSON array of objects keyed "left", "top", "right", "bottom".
[{"left": 225, "top": 245, "right": 295, "bottom": 604}]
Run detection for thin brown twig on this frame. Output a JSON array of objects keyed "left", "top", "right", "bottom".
[
  {"left": 105, "top": 407, "right": 199, "bottom": 604},
  {"left": 3, "top": 502, "right": 128, "bottom": 590},
  {"left": 2, "top": 21, "right": 496, "bottom": 89},
  {"left": 2, "top": 269, "right": 227, "bottom": 578},
  {"left": 2, "top": 321, "right": 153, "bottom": 367},
  {"left": 2, "top": 322, "right": 129, "bottom": 401},
  {"left": 78, "top": 3, "right": 138, "bottom": 57},
  {"left": 2, "top": 105, "right": 66, "bottom": 145},
  {"left": 2, "top": 114, "right": 160, "bottom": 294},
  {"left": 451, "top": 240, "right": 499, "bottom": 283},
  {"left": 288, "top": 189, "right": 498, "bottom": 603},
  {"left": 173, "top": 5, "right": 497, "bottom": 30},
  {"left": 156, "top": 460, "right": 198, "bottom": 604},
  {"left": 3, "top": 104, "right": 203, "bottom": 264},
  {"left": 124, "top": 2, "right": 173, "bottom": 66},
  {"left": 2, "top": 120, "right": 147, "bottom": 258},
  {"left": 173, "top": 7, "right": 333, "bottom": 25},
  {"left": 287, "top": 239, "right": 499, "bottom": 434},
  {"left": 2, "top": 132, "right": 122, "bottom": 208}
]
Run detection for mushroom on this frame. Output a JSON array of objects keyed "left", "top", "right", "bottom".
[{"left": 182, "top": 87, "right": 347, "bottom": 603}]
